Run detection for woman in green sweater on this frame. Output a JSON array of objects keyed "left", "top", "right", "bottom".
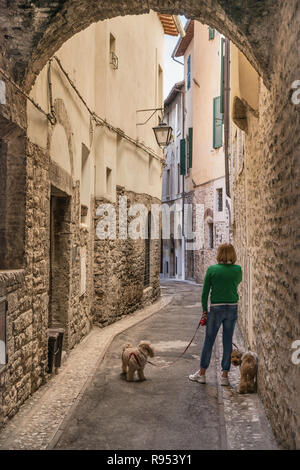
[{"left": 189, "top": 244, "right": 242, "bottom": 386}]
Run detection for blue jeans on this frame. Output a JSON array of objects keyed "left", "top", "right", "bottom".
[{"left": 200, "top": 305, "right": 238, "bottom": 372}]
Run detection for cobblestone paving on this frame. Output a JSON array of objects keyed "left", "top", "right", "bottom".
[
  {"left": 216, "top": 325, "right": 278, "bottom": 450},
  {"left": 0, "top": 295, "right": 171, "bottom": 450},
  {"left": 0, "top": 281, "right": 279, "bottom": 450}
]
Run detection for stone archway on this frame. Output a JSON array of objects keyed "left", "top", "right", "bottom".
[
  {"left": 0, "top": 0, "right": 282, "bottom": 93},
  {"left": 0, "top": 0, "right": 299, "bottom": 450}
]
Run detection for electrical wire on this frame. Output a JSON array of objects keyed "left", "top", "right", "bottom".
[
  {"left": 52, "top": 56, "right": 164, "bottom": 163},
  {"left": 0, "top": 66, "right": 51, "bottom": 121},
  {"left": 0, "top": 59, "right": 164, "bottom": 164}
]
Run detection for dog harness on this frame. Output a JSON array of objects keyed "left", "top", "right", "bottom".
[{"left": 129, "top": 352, "right": 141, "bottom": 367}]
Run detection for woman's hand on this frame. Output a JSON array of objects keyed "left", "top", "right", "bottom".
[{"left": 202, "top": 311, "right": 208, "bottom": 319}]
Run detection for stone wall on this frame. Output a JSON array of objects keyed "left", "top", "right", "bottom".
[
  {"left": 93, "top": 186, "right": 161, "bottom": 326},
  {"left": 0, "top": 270, "right": 33, "bottom": 425},
  {"left": 0, "top": 136, "right": 96, "bottom": 426},
  {"left": 230, "top": 0, "right": 300, "bottom": 449}
]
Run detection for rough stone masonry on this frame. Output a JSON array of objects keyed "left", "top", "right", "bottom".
[{"left": 0, "top": 0, "right": 299, "bottom": 450}]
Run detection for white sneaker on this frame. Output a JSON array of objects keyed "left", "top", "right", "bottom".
[
  {"left": 189, "top": 371, "right": 206, "bottom": 384},
  {"left": 221, "top": 376, "right": 229, "bottom": 386}
]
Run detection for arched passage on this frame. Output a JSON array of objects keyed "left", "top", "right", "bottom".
[
  {"left": 0, "top": 0, "right": 299, "bottom": 451},
  {"left": 0, "top": 0, "right": 282, "bottom": 92}
]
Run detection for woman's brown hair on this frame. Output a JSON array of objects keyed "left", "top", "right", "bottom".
[{"left": 217, "top": 243, "right": 237, "bottom": 264}]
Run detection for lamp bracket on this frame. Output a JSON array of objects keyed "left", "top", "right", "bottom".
[{"left": 136, "top": 107, "right": 164, "bottom": 126}]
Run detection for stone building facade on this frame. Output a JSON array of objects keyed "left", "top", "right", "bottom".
[
  {"left": 0, "top": 0, "right": 299, "bottom": 450},
  {"left": 0, "top": 12, "right": 180, "bottom": 428},
  {"left": 161, "top": 81, "right": 184, "bottom": 280},
  {"left": 170, "top": 20, "right": 231, "bottom": 283}
]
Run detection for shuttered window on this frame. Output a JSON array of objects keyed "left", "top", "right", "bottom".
[
  {"left": 209, "top": 27, "right": 215, "bottom": 40},
  {"left": 188, "top": 127, "right": 193, "bottom": 168},
  {"left": 187, "top": 55, "right": 191, "bottom": 90},
  {"left": 180, "top": 138, "right": 186, "bottom": 175},
  {"left": 213, "top": 96, "right": 223, "bottom": 149}
]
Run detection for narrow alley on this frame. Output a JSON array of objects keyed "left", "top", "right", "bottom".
[
  {"left": 0, "top": 0, "right": 299, "bottom": 453},
  {"left": 0, "top": 281, "right": 277, "bottom": 450}
]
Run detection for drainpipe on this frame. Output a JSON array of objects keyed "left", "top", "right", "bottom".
[{"left": 224, "top": 38, "right": 231, "bottom": 198}]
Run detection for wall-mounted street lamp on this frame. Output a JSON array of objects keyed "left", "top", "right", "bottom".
[
  {"left": 136, "top": 107, "right": 173, "bottom": 148},
  {"left": 152, "top": 120, "right": 173, "bottom": 148}
]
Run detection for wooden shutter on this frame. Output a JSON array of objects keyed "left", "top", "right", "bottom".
[
  {"left": 220, "top": 38, "right": 225, "bottom": 114},
  {"left": 187, "top": 55, "right": 191, "bottom": 90},
  {"left": 188, "top": 127, "right": 193, "bottom": 168},
  {"left": 180, "top": 138, "right": 186, "bottom": 175},
  {"left": 209, "top": 27, "right": 215, "bottom": 40},
  {"left": 213, "top": 96, "right": 223, "bottom": 149}
]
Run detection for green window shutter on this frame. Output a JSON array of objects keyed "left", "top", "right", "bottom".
[
  {"left": 180, "top": 138, "right": 186, "bottom": 175},
  {"left": 220, "top": 38, "right": 225, "bottom": 114},
  {"left": 188, "top": 127, "right": 193, "bottom": 168},
  {"left": 209, "top": 27, "right": 215, "bottom": 40},
  {"left": 213, "top": 96, "right": 223, "bottom": 149}
]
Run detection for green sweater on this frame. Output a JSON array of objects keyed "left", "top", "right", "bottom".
[{"left": 201, "top": 263, "right": 242, "bottom": 311}]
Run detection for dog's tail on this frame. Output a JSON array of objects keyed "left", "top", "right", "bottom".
[{"left": 122, "top": 343, "right": 133, "bottom": 352}]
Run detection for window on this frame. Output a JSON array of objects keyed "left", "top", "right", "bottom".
[
  {"left": 213, "top": 96, "right": 223, "bottom": 148},
  {"left": 188, "top": 127, "right": 193, "bottom": 169},
  {"left": 106, "top": 167, "right": 112, "bottom": 194},
  {"left": 144, "top": 212, "right": 151, "bottom": 286},
  {"left": 208, "top": 223, "right": 214, "bottom": 249},
  {"left": 216, "top": 188, "right": 223, "bottom": 212},
  {"left": 187, "top": 55, "right": 191, "bottom": 90},
  {"left": 180, "top": 138, "right": 186, "bottom": 175},
  {"left": 209, "top": 27, "right": 215, "bottom": 40},
  {"left": 81, "top": 144, "right": 90, "bottom": 224},
  {"left": 166, "top": 169, "right": 170, "bottom": 196},
  {"left": 109, "top": 33, "right": 118, "bottom": 69}
]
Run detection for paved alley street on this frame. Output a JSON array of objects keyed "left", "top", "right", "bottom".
[{"left": 2, "top": 280, "right": 276, "bottom": 451}]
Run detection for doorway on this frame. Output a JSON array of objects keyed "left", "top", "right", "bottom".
[{"left": 49, "top": 187, "right": 72, "bottom": 347}]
